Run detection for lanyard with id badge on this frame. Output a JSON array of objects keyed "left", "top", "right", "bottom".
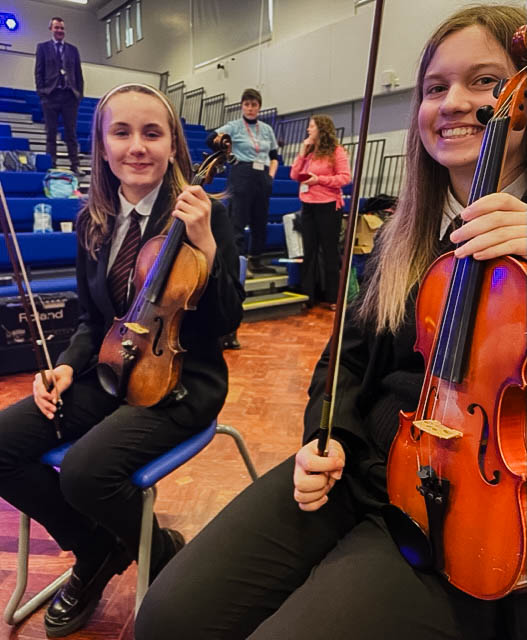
[{"left": 244, "top": 120, "right": 266, "bottom": 171}]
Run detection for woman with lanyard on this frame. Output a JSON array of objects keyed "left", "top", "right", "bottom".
[
  {"left": 208, "top": 88, "right": 279, "bottom": 277},
  {"left": 290, "top": 115, "right": 351, "bottom": 310}
]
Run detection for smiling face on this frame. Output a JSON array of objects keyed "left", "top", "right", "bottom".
[
  {"left": 418, "top": 25, "right": 525, "bottom": 197},
  {"left": 100, "top": 91, "right": 175, "bottom": 204},
  {"left": 50, "top": 19, "right": 65, "bottom": 41}
]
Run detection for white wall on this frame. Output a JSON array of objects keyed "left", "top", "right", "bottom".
[
  {"left": 0, "top": 0, "right": 104, "bottom": 64},
  {"left": 4, "top": 0, "right": 523, "bottom": 136},
  {"left": 98, "top": 0, "right": 520, "bottom": 124},
  {"left": 0, "top": 0, "right": 160, "bottom": 98},
  {"left": 0, "top": 50, "right": 161, "bottom": 97}
]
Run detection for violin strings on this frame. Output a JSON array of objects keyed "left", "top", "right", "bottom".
[{"left": 419, "top": 109, "right": 503, "bottom": 479}]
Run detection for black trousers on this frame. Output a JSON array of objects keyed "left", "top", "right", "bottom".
[
  {"left": 136, "top": 456, "right": 526, "bottom": 640},
  {"left": 227, "top": 163, "right": 272, "bottom": 257},
  {"left": 0, "top": 370, "right": 201, "bottom": 566},
  {"left": 300, "top": 201, "right": 342, "bottom": 304},
  {"left": 40, "top": 88, "right": 80, "bottom": 168}
]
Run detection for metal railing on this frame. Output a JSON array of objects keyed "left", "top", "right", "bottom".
[
  {"left": 258, "top": 107, "right": 278, "bottom": 129},
  {"left": 221, "top": 105, "right": 278, "bottom": 129},
  {"left": 181, "top": 87, "right": 205, "bottom": 125},
  {"left": 376, "top": 153, "right": 406, "bottom": 197},
  {"left": 222, "top": 102, "right": 241, "bottom": 124},
  {"left": 166, "top": 81, "right": 185, "bottom": 115},
  {"left": 201, "top": 93, "right": 225, "bottom": 130},
  {"left": 159, "top": 72, "right": 169, "bottom": 94},
  {"left": 343, "top": 138, "right": 386, "bottom": 198},
  {"left": 275, "top": 116, "right": 310, "bottom": 165},
  {"left": 335, "top": 126, "right": 345, "bottom": 143}
]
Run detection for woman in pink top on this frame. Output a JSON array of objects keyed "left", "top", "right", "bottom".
[{"left": 290, "top": 115, "right": 351, "bottom": 309}]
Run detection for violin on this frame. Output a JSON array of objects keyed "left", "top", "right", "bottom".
[
  {"left": 384, "top": 37, "right": 527, "bottom": 599},
  {"left": 97, "top": 134, "right": 235, "bottom": 406}
]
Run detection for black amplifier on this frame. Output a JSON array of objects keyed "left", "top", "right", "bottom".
[{"left": 0, "top": 291, "right": 79, "bottom": 375}]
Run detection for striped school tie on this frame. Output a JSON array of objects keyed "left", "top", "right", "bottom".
[{"left": 107, "top": 210, "right": 142, "bottom": 315}]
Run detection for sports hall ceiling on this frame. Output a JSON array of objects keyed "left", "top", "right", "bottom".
[{"left": 31, "top": 0, "right": 109, "bottom": 10}]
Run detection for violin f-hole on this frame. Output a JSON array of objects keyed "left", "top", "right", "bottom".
[
  {"left": 468, "top": 402, "right": 500, "bottom": 485},
  {"left": 152, "top": 316, "right": 164, "bottom": 356}
]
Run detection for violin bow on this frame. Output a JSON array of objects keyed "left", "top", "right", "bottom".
[
  {"left": 0, "top": 182, "right": 63, "bottom": 438},
  {"left": 317, "top": 0, "right": 385, "bottom": 455}
]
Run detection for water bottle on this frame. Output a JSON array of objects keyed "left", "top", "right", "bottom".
[{"left": 33, "top": 203, "right": 53, "bottom": 233}]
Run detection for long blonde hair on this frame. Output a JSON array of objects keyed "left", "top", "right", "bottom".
[
  {"left": 358, "top": 4, "right": 525, "bottom": 334},
  {"left": 78, "top": 83, "right": 193, "bottom": 259}
]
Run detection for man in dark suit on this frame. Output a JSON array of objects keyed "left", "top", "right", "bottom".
[{"left": 35, "top": 17, "right": 85, "bottom": 176}]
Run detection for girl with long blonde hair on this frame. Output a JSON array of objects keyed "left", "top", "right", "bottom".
[{"left": 138, "top": 6, "right": 527, "bottom": 640}]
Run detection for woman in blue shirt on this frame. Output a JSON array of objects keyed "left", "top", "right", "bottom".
[{"left": 208, "top": 88, "right": 279, "bottom": 276}]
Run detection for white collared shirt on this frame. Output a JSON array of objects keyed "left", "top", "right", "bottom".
[
  {"left": 440, "top": 172, "right": 527, "bottom": 240},
  {"left": 107, "top": 182, "right": 162, "bottom": 273}
]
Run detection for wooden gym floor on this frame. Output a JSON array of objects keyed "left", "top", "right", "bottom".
[{"left": 0, "top": 307, "right": 333, "bottom": 640}]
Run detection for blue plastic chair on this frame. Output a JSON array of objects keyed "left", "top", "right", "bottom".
[{"left": 4, "top": 418, "right": 257, "bottom": 624}]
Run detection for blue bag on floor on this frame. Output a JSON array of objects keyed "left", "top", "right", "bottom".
[{"left": 43, "top": 169, "right": 79, "bottom": 198}]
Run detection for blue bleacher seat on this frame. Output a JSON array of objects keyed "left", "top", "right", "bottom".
[
  {"left": 0, "top": 124, "right": 11, "bottom": 136},
  {"left": 185, "top": 132, "right": 208, "bottom": 144},
  {"left": 78, "top": 138, "right": 91, "bottom": 154},
  {"left": 268, "top": 197, "right": 302, "bottom": 221},
  {"left": 0, "top": 137, "right": 30, "bottom": 151},
  {"left": 0, "top": 172, "right": 47, "bottom": 196},
  {"left": 203, "top": 177, "right": 227, "bottom": 194},
  {"left": 60, "top": 121, "right": 92, "bottom": 138},
  {"left": 35, "top": 154, "right": 53, "bottom": 172},
  {"left": 0, "top": 100, "right": 32, "bottom": 114},
  {"left": 0, "top": 232, "right": 77, "bottom": 270},
  {"left": 244, "top": 223, "right": 284, "bottom": 251},
  {"left": 0, "top": 276, "right": 77, "bottom": 297},
  {"left": 275, "top": 165, "right": 292, "bottom": 180},
  {"left": 31, "top": 108, "right": 43, "bottom": 123},
  {"left": 183, "top": 124, "right": 206, "bottom": 133},
  {"left": 271, "top": 179, "right": 300, "bottom": 197},
  {"left": 0, "top": 88, "right": 15, "bottom": 99},
  {"left": 6, "top": 198, "right": 82, "bottom": 232}
]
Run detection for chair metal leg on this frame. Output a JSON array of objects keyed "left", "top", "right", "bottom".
[
  {"left": 135, "top": 486, "right": 156, "bottom": 616},
  {"left": 6, "top": 422, "right": 255, "bottom": 625},
  {"left": 216, "top": 423, "right": 258, "bottom": 481},
  {"left": 4, "top": 512, "right": 71, "bottom": 625}
]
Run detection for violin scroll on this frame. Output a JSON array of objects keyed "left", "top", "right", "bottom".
[
  {"left": 511, "top": 24, "right": 527, "bottom": 67},
  {"left": 192, "top": 134, "right": 236, "bottom": 186}
]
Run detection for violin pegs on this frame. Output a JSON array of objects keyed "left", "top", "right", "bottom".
[
  {"left": 476, "top": 105, "right": 494, "bottom": 125},
  {"left": 493, "top": 78, "right": 508, "bottom": 99}
]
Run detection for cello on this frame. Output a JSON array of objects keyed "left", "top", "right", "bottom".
[
  {"left": 385, "top": 34, "right": 527, "bottom": 600},
  {"left": 97, "top": 135, "right": 235, "bottom": 406}
]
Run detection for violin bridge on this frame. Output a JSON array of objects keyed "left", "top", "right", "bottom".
[
  {"left": 123, "top": 322, "right": 149, "bottom": 335},
  {"left": 412, "top": 420, "right": 463, "bottom": 440}
]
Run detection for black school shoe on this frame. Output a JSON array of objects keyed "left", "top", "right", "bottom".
[
  {"left": 222, "top": 331, "right": 241, "bottom": 350},
  {"left": 44, "top": 547, "right": 131, "bottom": 638},
  {"left": 149, "top": 528, "right": 186, "bottom": 583}
]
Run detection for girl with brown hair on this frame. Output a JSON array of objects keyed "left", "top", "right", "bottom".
[
  {"left": 0, "top": 82, "right": 243, "bottom": 637},
  {"left": 290, "top": 115, "right": 351, "bottom": 309},
  {"left": 137, "top": 6, "right": 527, "bottom": 639}
]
